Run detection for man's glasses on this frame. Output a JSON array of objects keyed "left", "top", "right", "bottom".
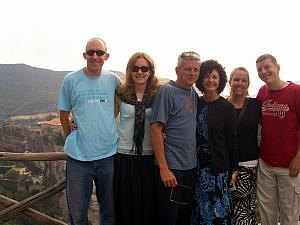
[
  {"left": 169, "top": 184, "right": 193, "bottom": 205},
  {"left": 85, "top": 50, "right": 106, "bottom": 57},
  {"left": 132, "top": 66, "right": 149, "bottom": 73}
]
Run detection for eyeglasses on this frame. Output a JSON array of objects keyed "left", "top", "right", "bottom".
[
  {"left": 85, "top": 50, "right": 106, "bottom": 57},
  {"left": 179, "top": 51, "right": 201, "bottom": 61},
  {"left": 169, "top": 184, "right": 193, "bottom": 205},
  {"left": 132, "top": 66, "right": 149, "bottom": 73}
]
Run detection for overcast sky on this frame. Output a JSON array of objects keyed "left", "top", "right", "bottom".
[{"left": 1, "top": 0, "right": 300, "bottom": 95}]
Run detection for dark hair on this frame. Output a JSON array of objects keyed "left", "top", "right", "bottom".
[
  {"left": 256, "top": 54, "right": 277, "bottom": 64},
  {"left": 196, "top": 59, "right": 227, "bottom": 94}
]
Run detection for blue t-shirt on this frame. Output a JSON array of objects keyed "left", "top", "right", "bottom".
[
  {"left": 57, "top": 69, "right": 121, "bottom": 161},
  {"left": 150, "top": 81, "right": 198, "bottom": 170}
]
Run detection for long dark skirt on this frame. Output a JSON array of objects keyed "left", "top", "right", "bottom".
[
  {"left": 114, "top": 153, "right": 156, "bottom": 225},
  {"left": 230, "top": 166, "right": 258, "bottom": 225}
]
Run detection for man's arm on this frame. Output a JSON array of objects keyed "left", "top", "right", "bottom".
[
  {"left": 60, "top": 110, "right": 71, "bottom": 139},
  {"left": 151, "top": 122, "right": 177, "bottom": 187},
  {"left": 114, "top": 95, "right": 121, "bottom": 118},
  {"left": 289, "top": 131, "right": 300, "bottom": 177}
]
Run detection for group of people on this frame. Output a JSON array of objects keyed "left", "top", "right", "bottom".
[{"left": 57, "top": 37, "right": 300, "bottom": 225}]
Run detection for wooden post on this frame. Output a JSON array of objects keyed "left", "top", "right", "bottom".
[{"left": 0, "top": 152, "right": 67, "bottom": 161}]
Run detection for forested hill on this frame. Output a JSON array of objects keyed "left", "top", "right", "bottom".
[{"left": 0, "top": 64, "right": 69, "bottom": 123}]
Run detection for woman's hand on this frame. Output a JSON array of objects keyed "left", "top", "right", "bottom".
[
  {"left": 230, "top": 170, "right": 238, "bottom": 185},
  {"left": 69, "top": 119, "right": 77, "bottom": 131}
]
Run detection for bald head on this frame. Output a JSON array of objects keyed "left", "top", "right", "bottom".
[{"left": 85, "top": 38, "right": 107, "bottom": 52}]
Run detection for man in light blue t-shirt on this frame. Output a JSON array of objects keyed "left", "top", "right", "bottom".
[{"left": 57, "top": 37, "right": 120, "bottom": 225}]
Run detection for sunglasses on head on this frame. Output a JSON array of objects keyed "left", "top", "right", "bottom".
[
  {"left": 132, "top": 66, "right": 150, "bottom": 73},
  {"left": 85, "top": 50, "right": 106, "bottom": 57}
]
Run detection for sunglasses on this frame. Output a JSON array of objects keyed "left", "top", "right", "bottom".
[
  {"left": 132, "top": 66, "right": 150, "bottom": 73},
  {"left": 85, "top": 50, "right": 106, "bottom": 57},
  {"left": 169, "top": 184, "right": 193, "bottom": 205}
]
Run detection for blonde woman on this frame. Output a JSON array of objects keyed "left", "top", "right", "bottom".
[{"left": 228, "top": 67, "right": 261, "bottom": 225}]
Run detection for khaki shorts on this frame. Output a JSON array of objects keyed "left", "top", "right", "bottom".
[{"left": 257, "top": 158, "right": 300, "bottom": 225}]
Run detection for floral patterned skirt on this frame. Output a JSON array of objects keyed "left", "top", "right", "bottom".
[{"left": 191, "top": 167, "right": 231, "bottom": 225}]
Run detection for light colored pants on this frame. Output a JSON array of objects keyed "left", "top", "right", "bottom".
[{"left": 257, "top": 158, "right": 300, "bottom": 225}]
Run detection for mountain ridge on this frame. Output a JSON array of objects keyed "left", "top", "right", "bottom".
[{"left": 0, "top": 64, "right": 70, "bottom": 123}]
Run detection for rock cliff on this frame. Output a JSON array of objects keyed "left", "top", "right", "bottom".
[
  {"left": 0, "top": 121, "right": 68, "bottom": 222},
  {"left": 0, "top": 121, "right": 101, "bottom": 224}
]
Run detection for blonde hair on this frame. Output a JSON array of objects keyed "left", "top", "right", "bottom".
[
  {"left": 118, "top": 52, "right": 160, "bottom": 102},
  {"left": 229, "top": 67, "right": 250, "bottom": 96}
]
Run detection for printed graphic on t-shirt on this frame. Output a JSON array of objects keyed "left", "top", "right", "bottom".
[
  {"left": 78, "top": 90, "right": 109, "bottom": 104},
  {"left": 261, "top": 99, "right": 289, "bottom": 119},
  {"left": 185, "top": 97, "right": 192, "bottom": 114}
]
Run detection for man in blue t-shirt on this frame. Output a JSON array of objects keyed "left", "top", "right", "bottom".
[
  {"left": 57, "top": 38, "right": 120, "bottom": 225},
  {"left": 150, "top": 51, "right": 201, "bottom": 225}
]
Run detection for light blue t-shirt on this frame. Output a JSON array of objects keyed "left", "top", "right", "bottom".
[{"left": 57, "top": 69, "right": 121, "bottom": 161}]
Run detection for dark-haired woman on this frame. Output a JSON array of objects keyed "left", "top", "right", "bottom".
[{"left": 191, "top": 60, "right": 238, "bottom": 225}]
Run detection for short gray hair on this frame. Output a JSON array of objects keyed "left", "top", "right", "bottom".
[
  {"left": 256, "top": 54, "right": 277, "bottom": 64},
  {"left": 177, "top": 51, "right": 201, "bottom": 66}
]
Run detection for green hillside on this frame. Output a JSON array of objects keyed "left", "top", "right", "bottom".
[{"left": 0, "top": 64, "right": 69, "bottom": 123}]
